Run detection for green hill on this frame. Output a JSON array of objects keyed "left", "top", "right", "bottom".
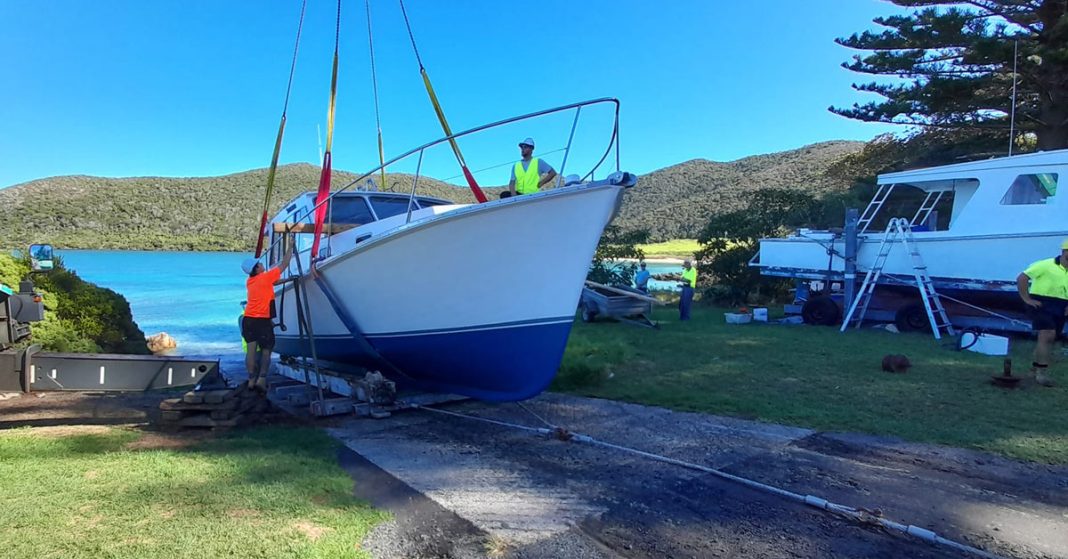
[
  {"left": 0, "top": 164, "right": 503, "bottom": 251},
  {"left": 0, "top": 142, "right": 864, "bottom": 250},
  {"left": 614, "top": 141, "right": 864, "bottom": 240}
]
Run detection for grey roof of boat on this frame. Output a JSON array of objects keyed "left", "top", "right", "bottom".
[{"left": 877, "top": 147, "right": 1068, "bottom": 186}]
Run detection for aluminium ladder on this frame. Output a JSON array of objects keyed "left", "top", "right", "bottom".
[{"left": 841, "top": 218, "right": 956, "bottom": 339}]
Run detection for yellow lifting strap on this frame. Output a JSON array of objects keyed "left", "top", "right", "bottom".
[
  {"left": 365, "top": 0, "right": 387, "bottom": 189},
  {"left": 398, "top": 0, "right": 487, "bottom": 202},
  {"left": 254, "top": 0, "right": 308, "bottom": 258}
]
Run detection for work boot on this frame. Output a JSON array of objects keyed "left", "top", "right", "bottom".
[{"left": 1035, "top": 371, "right": 1055, "bottom": 387}]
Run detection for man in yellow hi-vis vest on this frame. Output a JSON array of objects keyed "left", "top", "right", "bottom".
[
  {"left": 1017, "top": 239, "right": 1068, "bottom": 387},
  {"left": 508, "top": 137, "right": 557, "bottom": 196}
]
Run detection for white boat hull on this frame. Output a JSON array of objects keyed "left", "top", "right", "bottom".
[
  {"left": 759, "top": 231, "right": 1068, "bottom": 290},
  {"left": 273, "top": 182, "right": 624, "bottom": 401}
]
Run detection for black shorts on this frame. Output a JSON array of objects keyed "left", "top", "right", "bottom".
[
  {"left": 1030, "top": 295, "right": 1067, "bottom": 333},
  {"left": 241, "top": 316, "right": 276, "bottom": 349}
]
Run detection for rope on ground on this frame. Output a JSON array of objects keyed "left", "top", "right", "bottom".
[
  {"left": 406, "top": 403, "right": 1006, "bottom": 559},
  {"left": 254, "top": 0, "right": 308, "bottom": 258}
]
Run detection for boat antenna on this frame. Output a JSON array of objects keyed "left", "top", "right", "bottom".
[
  {"left": 310, "top": 0, "right": 343, "bottom": 264},
  {"left": 254, "top": 0, "right": 308, "bottom": 258},
  {"left": 398, "top": 0, "right": 488, "bottom": 203},
  {"left": 1008, "top": 39, "right": 1018, "bottom": 157}
]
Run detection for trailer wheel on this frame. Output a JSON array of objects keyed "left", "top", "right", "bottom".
[
  {"left": 801, "top": 296, "right": 841, "bottom": 326},
  {"left": 895, "top": 303, "right": 931, "bottom": 332},
  {"left": 581, "top": 305, "right": 597, "bottom": 323}
]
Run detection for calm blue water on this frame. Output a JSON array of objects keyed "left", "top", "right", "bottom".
[
  {"left": 56, "top": 250, "right": 687, "bottom": 356},
  {"left": 60, "top": 250, "right": 246, "bottom": 356}
]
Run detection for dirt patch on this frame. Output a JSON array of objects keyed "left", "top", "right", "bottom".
[
  {"left": 124, "top": 430, "right": 212, "bottom": 451},
  {"left": 8, "top": 424, "right": 116, "bottom": 438},
  {"left": 84, "top": 469, "right": 100, "bottom": 480},
  {"left": 292, "top": 520, "right": 331, "bottom": 541}
]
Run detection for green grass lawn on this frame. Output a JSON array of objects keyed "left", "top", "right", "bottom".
[
  {"left": 635, "top": 239, "right": 701, "bottom": 259},
  {"left": 0, "top": 426, "right": 387, "bottom": 559},
  {"left": 555, "top": 306, "right": 1068, "bottom": 464}
]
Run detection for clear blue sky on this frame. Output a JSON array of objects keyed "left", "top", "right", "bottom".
[{"left": 0, "top": 1, "right": 904, "bottom": 189}]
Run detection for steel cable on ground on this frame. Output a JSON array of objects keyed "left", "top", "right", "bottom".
[
  {"left": 254, "top": 0, "right": 308, "bottom": 258},
  {"left": 403, "top": 403, "right": 1006, "bottom": 559}
]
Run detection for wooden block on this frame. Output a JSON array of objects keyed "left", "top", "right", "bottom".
[
  {"left": 161, "top": 410, "right": 186, "bottom": 422},
  {"left": 160, "top": 398, "right": 184, "bottom": 411},
  {"left": 203, "top": 389, "right": 233, "bottom": 404},
  {"left": 183, "top": 391, "right": 205, "bottom": 404},
  {"left": 160, "top": 398, "right": 238, "bottom": 412},
  {"left": 210, "top": 409, "right": 232, "bottom": 420}
]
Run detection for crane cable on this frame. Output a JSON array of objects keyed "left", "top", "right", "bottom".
[
  {"left": 310, "top": 0, "right": 342, "bottom": 263},
  {"left": 365, "top": 0, "right": 388, "bottom": 191},
  {"left": 254, "top": 0, "right": 308, "bottom": 258},
  {"left": 398, "top": 0, "right": 488, "bottom": 203}
]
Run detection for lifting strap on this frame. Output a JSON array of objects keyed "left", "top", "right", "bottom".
[
  {"left": 310, "top": 0, "right": 342, "bottom": 263},
  {"left": 398, "top": 0, "right": 488, "bottom": 203},
  {"left": 365, "top": 0, "right": 388, "bottom": 191},
  {"left": 254, "top": 0, "right": 308, "bottom": 258}
]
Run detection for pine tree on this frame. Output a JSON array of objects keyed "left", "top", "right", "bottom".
[{"left": 832, "top": 1, "right": 1068, "bottom": 151}]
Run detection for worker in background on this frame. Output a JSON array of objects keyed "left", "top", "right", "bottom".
[
  {"left": 1016, "top": 240, "right": 1068, "bottom": 387},
  {"left": 508, "top": 137, "right": 557, "bottom": 196},
  {"left": 241, "top": 246, "right": 293, "bottom": 393},
  {"left": 635, "top": 261, "right": 651, "bottom": 294},
  {"left": 679, "top": 259, "right": 697, "bottom": 321}
]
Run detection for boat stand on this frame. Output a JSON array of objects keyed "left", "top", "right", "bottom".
[{"left": 271, "top": 357, "right": 466, "bottom": 418}]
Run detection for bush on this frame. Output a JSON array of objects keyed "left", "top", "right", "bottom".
[
  {"left": 587, "top": 226, "right": 649, "bottom": 286},
  {"left": 0, "top": 253, "right": 147, "bottom": 354}
]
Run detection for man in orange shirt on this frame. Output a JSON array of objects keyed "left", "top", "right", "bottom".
[{"left": 241, "top": 246, "right": 292, "bottom": 391}]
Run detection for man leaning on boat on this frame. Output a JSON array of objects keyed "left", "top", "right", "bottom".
[
  {"left": 508, "top": 137, "right": 557, "bottom": 196},
  {"left": 1017, "top": 240, "right": 1068, "bottom": 387},
  {"left": 241, "top": 246, "right": 293, "bottom": 392}
]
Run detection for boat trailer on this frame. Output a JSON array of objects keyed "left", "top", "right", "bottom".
[{"left": 1, "top": 280, "right": 217, "bottom": 393}]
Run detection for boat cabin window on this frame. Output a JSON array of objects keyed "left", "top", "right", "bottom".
[
  {"left": 369, "top": 196, "right": 414, "bottom": 220},
  {"left": 417, "top": 198, "right": 448, "bottom": 208},
  {"left": 328, "top": 196, "right": 375, "bottom": 225},
  {"left": 269, "top": 232, "right": 289, "bottom": 267},
  {"left": 1000, "top": 173, "right": 1058, "bottom": 205}
]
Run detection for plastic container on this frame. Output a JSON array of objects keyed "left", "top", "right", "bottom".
[
  {"left": 960, "top": 332, "right": 1009, "bottom": 356},
  {"left": 752, "top": 308, "right": 768, "bottom": 322},
  {"left": 724, "top": 312, "right": 752, "bottom": 324}
]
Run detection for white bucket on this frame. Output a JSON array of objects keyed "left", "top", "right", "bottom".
[
  {"left": 752, "top": 308, "right": 768, "bottom": 322},
  {"left": 724, "top": 312, "right": 752, "bottom": 324},
  {"left": 960, "top": 332, "right": 1009, "bottom": 356}
]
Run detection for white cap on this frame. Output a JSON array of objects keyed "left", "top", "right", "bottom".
[
  {"left": 519, "top": 137, "right": 535, "bottom": 147},
  {"left": 241, "top": 258, "right": 259, "bottom": 275}
]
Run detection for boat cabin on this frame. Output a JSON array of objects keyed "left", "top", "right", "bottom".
[{"left": 265, "top": 191, "right": 458, "bottom": 270}]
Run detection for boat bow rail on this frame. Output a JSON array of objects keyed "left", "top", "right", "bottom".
[{"left": 262, "top": 97, "right": 624, "bottom": 265}]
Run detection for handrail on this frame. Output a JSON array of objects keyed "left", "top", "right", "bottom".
[{"left": 265, "top": 97, "right": 621, "bottom": 265}]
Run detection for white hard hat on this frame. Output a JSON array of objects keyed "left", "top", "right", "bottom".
[
  {"left": 519, "top": 137, "right": 535, "bottom": 147},
  {"left": 241, "top": 257, "right": 258, "bottom": 275}
]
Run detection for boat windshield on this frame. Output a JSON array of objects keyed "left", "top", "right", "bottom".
[
  {"left": 369, "top": 196, "right": 414, "bottom": 220},
  {"left": 328, "top": 197, "right": 375, "bottom": 225}
]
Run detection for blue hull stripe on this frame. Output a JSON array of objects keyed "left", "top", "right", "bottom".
[
  {"left": 366, "top": 316, "right": 574, "bottom": 338},
  {"left": 274, "top": 319, "right": 574, "bottom": 402}
]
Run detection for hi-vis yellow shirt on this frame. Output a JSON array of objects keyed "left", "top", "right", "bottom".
[
  {"left": 682, "top": 267, "right": 697, "bottom": 288},
  {"left": 1024, "top": 257, "right": 1068, "bottom": 300},
  {"left": 513, "top": 158, "right": 541, "bottom": 194}
]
